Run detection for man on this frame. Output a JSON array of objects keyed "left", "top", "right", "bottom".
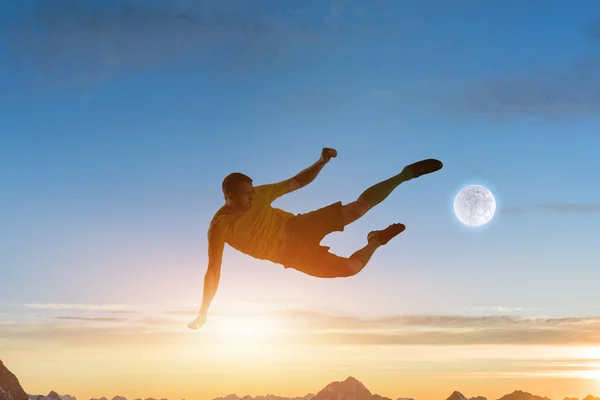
[{"left": 187, "top": 148, "right": 443, "bottom": 329}]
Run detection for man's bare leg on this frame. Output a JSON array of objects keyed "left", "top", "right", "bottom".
[
  {"left": 343, "top": 223, "right": 405, "bottom": 276},
  {"left": 342, "top": 159, "right": 443, "bottom": 226}
]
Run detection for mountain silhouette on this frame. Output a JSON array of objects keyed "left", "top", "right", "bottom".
[
  {"left": 213, "top": 393, "right": 315, "bottom": 400},
  {"left": 6, "top": 358, "right": 600, "bottom": 400},
  {"left": 564, "top": 396, "right": 600, "bottom": 400},
  {"left": 0, "top": 360, "right": 29, "bottom": 400},
  {"left": 445, "top": 392, "right": 488, "bottom": 400},
  {"left": 28, "top": 392, "right": 74, "bottom": 400},
  {"left": 497, "top": 391, "right": 552, "bottom": 400},
  {"left": 447, "top": 391, "right": 469, "bottom": 400},
  {"left": 312, "top": 376, "right": 391, "bottom": 400}
]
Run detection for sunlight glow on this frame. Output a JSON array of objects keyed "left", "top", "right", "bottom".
[
  {"left": 226, "top": 315, "right": 274, "bottom": 339},
  {"left": 210, "top": 314, "right": 283, "bottom": 342},
  {"left": 582, "top": 370, "right": 600, "bottom": 380}
]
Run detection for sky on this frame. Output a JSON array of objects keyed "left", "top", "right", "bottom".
[{"left": 2, "top": 0, "right": 600, "bottom": 399}]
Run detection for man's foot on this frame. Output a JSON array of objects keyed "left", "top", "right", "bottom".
[
  {"left": 367, "top": 223, "right": 406, "bottom": 245},
  {"left": 403, "top": 159, "right": 443, "bottom": 179},
  {"left": 187, "top": 313, "right": 207, "bottom": 330}
]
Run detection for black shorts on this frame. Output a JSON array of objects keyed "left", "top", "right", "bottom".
[{"left": 280, "top": 201, "right": 349, "bottom": 278}]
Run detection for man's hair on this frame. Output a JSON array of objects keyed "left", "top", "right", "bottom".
[{"left": 222, "top": 172, "right": 252, "bottom": 196}]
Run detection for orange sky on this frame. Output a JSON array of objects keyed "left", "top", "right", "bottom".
[{"left": 5, "top": 299, "right": 600, "bottom": 400}]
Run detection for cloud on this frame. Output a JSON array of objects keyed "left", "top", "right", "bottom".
[
  {"left": 248, "top": 296, "right": 302, "bottom": 304},
  {"left": 329, "top": 0, "right": 347, "bottom": 18},
  {"left": 273, "top": 309, "right": 600, "bottom": 329},
  {"left": 265, "top": 309, "right": 600, "bottom": 346},
  {"left": 463, "top": 306, "right": 532, "bottom": 313},
  {"left": 459, "top": 59, "right": 600, "bottom": 119},
  {"left": 9, "top": 305, "right": 600, "bottom": 347},
  {"left": 1, "top": 0, "right": 328, "bottom": 88},
  {"left": 501, "top": 203, "right": 600, "bottom": 215},
  {"left": 162, "top": 308, "right": 195, "bottom": 317},
  {"left": 452, "top": 20, "right": 600, "bottom": 120},
  {"left": 24, "top": 303, "right": 138, "bottom": 312},
  {"left": 55, "top": 316, "right": 128, "bottom": 322},
  {"left": 586, "top": 20, "right": 600, "bottom": 40},
  {"left": 539, "top": 203, "right": 600, "bottom": 213},
  {"left": 137, "top": 316, "right": 184, "bottom": 326}
]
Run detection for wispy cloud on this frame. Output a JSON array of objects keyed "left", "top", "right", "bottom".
[
  {"left": 329, "top": 0, "right": 347, "bottom": 18},
  {"left": 501, "top": 203, "right": 600, "bottom": 215},
  {"left": 137, "top": 316, "right": 185, "bottom": 326},
  {"left": 247, "top": 296, "right": 303, "bottom": 304},
  {"left": 10, "top": 305, "right": 600, "bottom": 347},
  {"left": 264, "top": 309, "right": 600, "bottom": 346},
  {"left": 459, "top": 306, "right": 538, "bottom": 314},
  {"left": 453, "top": 20, "right": 600, "bottom": 120},
  {"left": 1, "top": 0, "right": 329, "bottom": 89},
  {"left": 460, "top": 59, "right": 600, "bottom": 119},
  {"left": 55, "top": 316, "right": 128, "bottom": 322},
  {"left": 539, "top": 203, "right": 600, "bottom": 213},
  {"left": 586, "top": 19, "right": 600, "bottom": 40},
  {"left": 24, "top": 303, "right": 137, "bottom": 312}
]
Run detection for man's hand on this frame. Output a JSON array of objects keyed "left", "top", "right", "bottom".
[
  {"left": 187, "top": 312, "right": 207, "bottom": 330},
  {"left": 320, "top": 147, "right": 337, "bottom": 164}
]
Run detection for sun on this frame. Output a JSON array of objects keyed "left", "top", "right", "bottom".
[
  {"left": 204, "top": 314, "right": 287, "bottom": 361},
  {"left": 228, "top": 316, "right": 270, "bottom": 339},
  {"left": 215, "top": 315, "right": 280, "bottom": 342},
  {"left": 582, "top": 370, "right": 600, "bottom": 380}
]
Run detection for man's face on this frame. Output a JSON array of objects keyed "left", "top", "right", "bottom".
[{"left": 230, "top": 181, "right": 254, "bottom": 211}]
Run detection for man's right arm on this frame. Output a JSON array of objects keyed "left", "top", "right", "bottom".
[{"left": 198, "top": 225, "right": 225, "bottom": 316}]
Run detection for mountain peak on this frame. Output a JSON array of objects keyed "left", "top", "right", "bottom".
[
  {"left": 498, "top": 390, "right": 552, "bottom": 400},
  {"left": 583, "top": 396, "right": 600, "bottom": 400},
  {"left": 343, "top": 377, "right": 367, "bottom": 389},
  {"left": 46, "top": 392, "right": 61, "bottom": 400},
  {"left": 447, "top": 391, "right": 468, "bottom": 400},
  {"left": 0, "top": 359, "right": 29, "bottom": 400},
  {"left": 312, "top": 376, "right": 386, "bottom": 400}
]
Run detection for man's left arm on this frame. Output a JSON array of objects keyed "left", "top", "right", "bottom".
[{"left": 277, "top": 147, "right": 337, "bottom": 195}]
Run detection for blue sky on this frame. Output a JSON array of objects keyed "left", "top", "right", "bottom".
[{"left": 2, "top": 0, "right": 600, "bottom": 326}]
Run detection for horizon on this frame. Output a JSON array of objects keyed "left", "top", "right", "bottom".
[
  {"left": 11, "top": 372, "right": 600, "bottom": 400},
  {"left": 2, "top": 1, "right": 600, "bottom": 400}
]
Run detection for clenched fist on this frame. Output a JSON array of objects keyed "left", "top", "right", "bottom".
[{"left": 320, "top": 147, "right": 337, "bottom": 164}]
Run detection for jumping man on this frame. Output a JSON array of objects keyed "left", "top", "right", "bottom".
[{"left": 187, "top": 148, "right": 443, "bottom": 329}]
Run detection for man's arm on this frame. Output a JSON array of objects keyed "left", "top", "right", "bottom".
[
  {"left": 198, "top": 251, "right": 222, "bottom": 316},
  {"left": 188, "top": 224, "right": 224, "bottom": 329},
  {"left": 276, "top": 147, "right": 337, "bottom": 195},
  {"left": 199, "top": 231, "right": 224, "bottom": 315}
]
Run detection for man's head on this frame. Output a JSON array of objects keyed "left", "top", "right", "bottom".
[{"left": 222, "top": 172, "right": 254, "bottom": 211}]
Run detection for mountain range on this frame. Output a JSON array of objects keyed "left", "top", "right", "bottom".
[{"left": 2, "top": 359, "right": 600, "bottom": 400}]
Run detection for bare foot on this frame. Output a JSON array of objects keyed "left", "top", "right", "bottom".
[
  {"left": 367, "top": 223, "right": 406, "bottom": 245},
  {"left": 403, "top": 159, "right": 443, "bottom": 179}
]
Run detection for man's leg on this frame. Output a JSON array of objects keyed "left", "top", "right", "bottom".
[
  {"left": 283, "top": 223, "right": 405, "bottom": 278},
  {"left": 342, "top": 159, "right": 443, "bottom": 226},
  {"left": 344, "top": 223, "right": 405, "bottom": 275}
]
